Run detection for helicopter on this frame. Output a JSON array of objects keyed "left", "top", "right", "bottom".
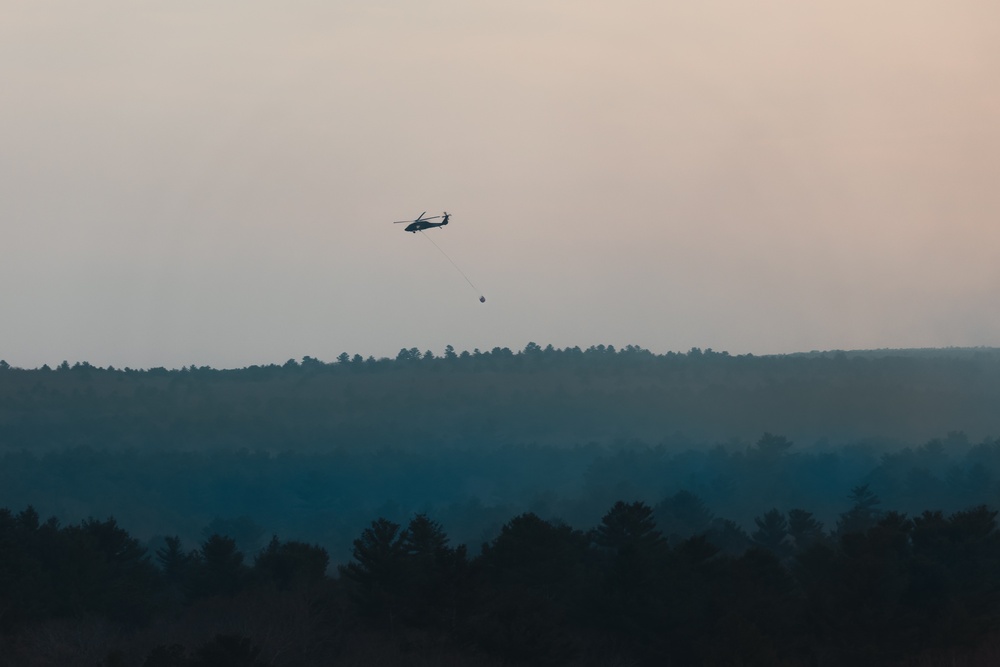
[
  {"left": 395, "top": 210, "right": 486, "bottom": 303},
  {"left": 393, "top": 211, "right": 450, "bottom": 233}
]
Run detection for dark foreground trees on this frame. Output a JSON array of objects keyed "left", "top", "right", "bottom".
[{"left": 4, "top": 502, "right": 1000, "bottom": 666}]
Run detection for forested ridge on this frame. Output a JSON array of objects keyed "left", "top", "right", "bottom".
[
  {"left": 4, "top": 345, "right": 1000, "bottom": 664},
  {"left": 3, "top": 344, "right": 1000, "bottom": 449}
]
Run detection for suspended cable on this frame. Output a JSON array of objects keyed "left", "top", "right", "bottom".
[{"left": 419, "top": 231, "right": 485, "bottom": 302}]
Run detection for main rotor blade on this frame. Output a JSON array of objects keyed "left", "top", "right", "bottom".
[{"left": 393, "top": 211, "right": 441, "bottom": 224}]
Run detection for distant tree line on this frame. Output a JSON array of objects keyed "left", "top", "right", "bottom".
[
  {"left": 3, "top": 433, "right": 1000, "bottom": 565},
  {"left": 3, "top": 345, "right": 1000, "bottom": 448},
  {"left": 3, "top": 493, "right": 1000, "bottom": 666}
]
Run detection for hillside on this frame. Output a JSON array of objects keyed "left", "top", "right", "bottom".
[{"left": 3, "top": 345, "right": 1000, "bottom": 451}]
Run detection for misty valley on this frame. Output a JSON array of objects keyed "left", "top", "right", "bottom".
[{"left": 3, "top": 345, "right": 1000, "bottom": 665}]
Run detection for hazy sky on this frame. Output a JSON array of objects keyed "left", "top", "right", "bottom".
[{"left": 3, "top": 1, "right": 999, "bottom": 368}]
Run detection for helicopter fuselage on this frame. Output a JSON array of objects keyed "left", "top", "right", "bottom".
[
  {"left": 405, "top": 220, "right": 447, "bottom": 232},
  {"left": 395, "top": 212, "right": 450, "bottom": 232}
]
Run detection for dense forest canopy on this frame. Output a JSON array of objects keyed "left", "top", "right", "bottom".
[
  {"left": 4, "top": 345, "right": 1000, "bottom": 664},
  {"left": 3, "top": 345, "right": 1000, "bottom": 566},
  {"left": 4, "top": 497, "right": 1000, "bottom": 666},
  {"left": 3, "top": 344, "right": 1000, "bottom": 450}
]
